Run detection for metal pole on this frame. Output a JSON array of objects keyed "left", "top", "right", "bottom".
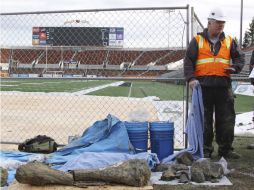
[
  {"left": 184, "top": 4, "right": 190, "bottom": 149},
  {"left": 167, "top": 10, "right": 171, "bottom": 48},
  {"left": 46, "top": 45, "right": 48, "bottom": 71},
  {"left": 240, "top": 0, "right": 243, "bottom": 48},
  {"left": 191, "top": 7, "right": 194, "bottom": 39},
  {"left": 186, "top": 5, "right": 190, "bottom": 47}
]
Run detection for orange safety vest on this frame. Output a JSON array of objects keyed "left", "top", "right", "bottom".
[{"left": 194, "top": 35, "right": 232, "bottom": 77}]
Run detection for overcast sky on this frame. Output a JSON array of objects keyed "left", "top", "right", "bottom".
[{"left": 0, "top": 0, "right": 253, "bottom": 41}]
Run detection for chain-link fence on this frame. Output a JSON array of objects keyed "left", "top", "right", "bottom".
[
  {"left": 191, "top": 7, "right": 204, "bottom": 38},
  {"left": 1, "top": 77, "right": 187, "bottom": 147},
  {"left": 1, "top": 6, "right": 224, "bottom": 151},
  {"left": 1, "top": 7, "right": 191, "bottom": 78}
]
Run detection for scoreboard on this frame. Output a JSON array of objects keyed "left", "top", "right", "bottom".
[{"left": 32, "top": 27, "right": 124, "bottom": 47}]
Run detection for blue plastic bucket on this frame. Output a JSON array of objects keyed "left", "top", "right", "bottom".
[
  {"left": 150, "top": 121, "right": 174, "bottom": 161},
  {"left": 125, "top": 121, "right": 148, "bottom": 153}
]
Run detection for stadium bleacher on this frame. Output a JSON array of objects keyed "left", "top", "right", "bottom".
[
  {"left": 0, "top": 47, "right": 186, "bottom": 78},
  {"left": 0, "top": 49, "right": 11, "bottom": 63}
]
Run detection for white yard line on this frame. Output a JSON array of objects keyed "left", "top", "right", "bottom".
[
  {"left": 0, "top": 85, "right": 18, "bottom": 87},
  {"left": 128, "top": 82, "right": 133, "bottom": 97},
  {"left": 72, "top": 81, "right": 125, "bottom": 95}
]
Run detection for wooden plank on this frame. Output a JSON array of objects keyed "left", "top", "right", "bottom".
[{"left": 8, "top": 180, "right": 153, "bottom": 190}]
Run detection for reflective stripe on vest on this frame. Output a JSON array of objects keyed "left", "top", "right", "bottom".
[
  {"left": 198, "top": 35, "right": 204, "bottom": 48},
  {"left": 197, "top": 35, "right": 231, "bottom": 49},
  {"left": 225, "top": 35, "right": 231, "bottom": 49},
  {"left": 194, "top": 35, "right": 232, "bottom": 77},
  {"left": 196, "top": 58, "right": 230, "bottom": 65}
]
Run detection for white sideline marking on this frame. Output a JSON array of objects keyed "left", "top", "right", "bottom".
[
  {"left": 72, "top": 81, "right": 125, "bottom": 95},
  {"left": 128, "top": 82, "right": 133, "bottom": 97},
  {"left": 0, "top": 85, "right": 18, "bottom": 87}
]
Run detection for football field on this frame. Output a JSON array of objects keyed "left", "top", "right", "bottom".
[
  {"left": 0, "top": 78, "right": 186, "bottom": 146},
  {"left": 0, "top": 79, "right": 185, "bottom": 100},
  {"left": 1, "top": 78, "right": 253, "bottom": 146},
  {"left": 1, "top": 78, "right": 252, "bottom": 112}
]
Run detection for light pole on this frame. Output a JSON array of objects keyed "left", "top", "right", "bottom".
[{"left": 240, "top": 0, "right": 243, "bottom": 48}]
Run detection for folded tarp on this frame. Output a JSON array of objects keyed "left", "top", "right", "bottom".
[
  {"left": 55, "top": 152, "right": 159, "bottom": 171},
  {"left": 0, "top": 151, "right": 35, "bottom": 162},
  {"left": 53, "top": 114, "right": 134, "bottom": 155},
  {"left": 162, "top": 82, "right": 204, "bottom": 163}
]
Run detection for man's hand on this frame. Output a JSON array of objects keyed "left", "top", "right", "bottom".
[{"left": 189, "top": 79, "right": 198, "bottom": 89}]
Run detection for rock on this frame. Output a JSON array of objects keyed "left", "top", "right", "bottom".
[
  {"left": 176, "top": 152, "right": 194, "bottom": 166},
  {"left": 175, "top": 171, "right": 182, "bottom": 178},
  {"left": 15, "top": 161, "right": 74, "bottom": 186},
  {"left": 191, "top": 158, "right": 211, "bottom": 181},
  {"left": 191, "top": 167, "right": 205, "bottom": 183},
  {"left": 171, "top": 163, "right": 189, "bottom": 171},
  {"left": 175, "top": 170, "right": 189, "bottom": 179},
  {"left": 160, "top": 168, "right": 176, "bottom": 181},
  {"left": 179, "top": 173, "right": 189, "bottom": 183},
  {"left": 155, "top": 164, "right": 171, "bottom": 172},
  {"left": 0, "top": 167, "right": 8, "bottom": 187},
  {"left": 247, "top": 144, "right": 254, "bottom": 149},
  {"left": 210, "top": 178, "right": 220, "bottom": 183},
  {"left": 210, "top": 162, "right": 223, "bottom": 179},
  {"left": 73, "top": 159, "right": 150, "bottom": 187}
]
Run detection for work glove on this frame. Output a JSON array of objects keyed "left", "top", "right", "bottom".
[{"left": 224, "top": 67, "right": 236, "bottom": 74}]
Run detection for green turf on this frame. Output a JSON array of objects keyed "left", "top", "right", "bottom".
[
  {"left": 0, "top": 79, "right": 113, "bottom": 92},
  {"left": 88, "top": 86, "right": 130, "bottom": 97},
  {"left": 133, "top": 81, "right": 184, "bottom": 100},
  {"left": 235, "top": 94, "right": 254, "bottom": 113},
  {"left": 88, "top": 81, "right": 185, "bottom": 101}
]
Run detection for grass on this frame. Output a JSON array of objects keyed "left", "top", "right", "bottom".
[
  {"left": 88, "top": 81, "right": 185, "bottom": 101},
  {"left": 0, "top": 79, "right": 114, "bottom": 92},
  {"left": 235, "top": 94, "right": 254, "bottom": 113}
]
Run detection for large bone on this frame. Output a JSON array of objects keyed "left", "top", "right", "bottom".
[
  {"left": 73, "top": 159, "right": 151, "bottom": 187},
  {"left": 15, "top": 161, "right": 73, "bottom": 186}
]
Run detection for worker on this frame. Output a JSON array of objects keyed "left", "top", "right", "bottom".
[
  {"left": 184, "top": 8, "right": 245, "bottom": 159},
  {"left": 249, "top": 50, "right": 254, "bottom": 85}
]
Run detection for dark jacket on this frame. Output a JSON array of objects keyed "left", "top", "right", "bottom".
[
  {"left": 184, "top": 28, "right": 245, "bottom": 87},
  {"left": 250, "top": 50, "right": 254, "bottom": 85},
  {"left": 250, "top": 50, "right": 254, "bottom": 72}
]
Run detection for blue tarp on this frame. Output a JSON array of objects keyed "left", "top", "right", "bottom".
[
  {"left": 46, "top": 114, "right": 159, "bottom": 169},
  {"left": 0, "top": 151, "right": 35, "bottom": 162},
  {"left": 46, "top": 114, "right": 135, "bottom": 165},
  {"left": 162, "top": 82, "right": 204, "bottom": 163}
]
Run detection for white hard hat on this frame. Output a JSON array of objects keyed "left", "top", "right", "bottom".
[{"left": 208, "top": 8, "right": 226, "bottom": 22}]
